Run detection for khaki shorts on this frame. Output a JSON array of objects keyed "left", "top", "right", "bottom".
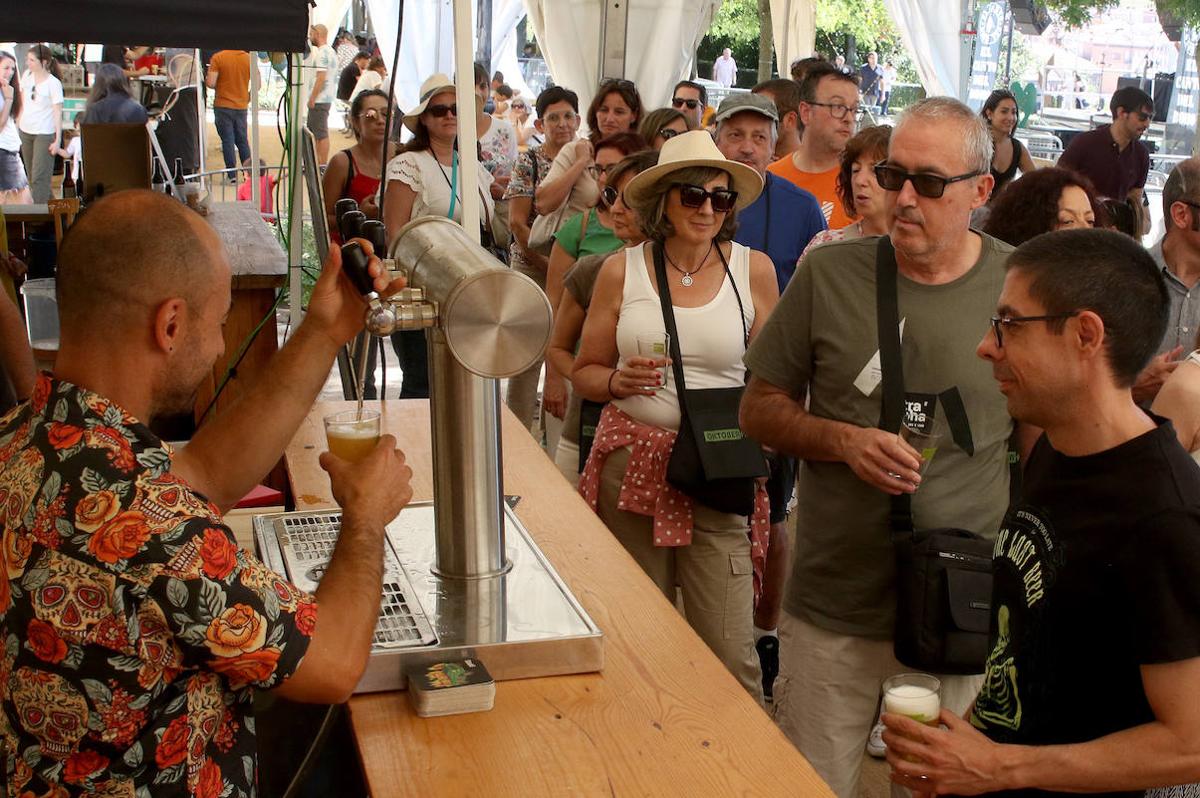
[{"left": 307, "top": 102, "right": 332, "bottom": 140}]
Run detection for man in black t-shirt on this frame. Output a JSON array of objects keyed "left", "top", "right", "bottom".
[
  {"left": 882, "top": 229, "right": 1200, "bottom": 796},
  {"left": 337, "top": 51, "right": 369, "bottom": 103}
]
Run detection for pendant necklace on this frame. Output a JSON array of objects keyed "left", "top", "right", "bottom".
[{"left": 664, "top": 241, "right": 714, "bottom": 287}]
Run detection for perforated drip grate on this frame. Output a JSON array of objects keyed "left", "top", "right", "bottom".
[{"left": 275, "top": 512, "right": 437, "bottom": 649}]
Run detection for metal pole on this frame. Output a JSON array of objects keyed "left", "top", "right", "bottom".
[
  {"left": 453, "top": 0, "right": 481, "bottom": 240},
  {"left": 476, "top": 0, "right": 494, "bottom": 70},
  {"left": 1004, "top": 5, "right": 1014, "bottom": 86},
  {"left": 289, "top": 56, "right": 307, "bottom": 326},
  {"left": 250, "top": 53, "right": 261, "bottom": 209},
  {"left": 195, "top": 49, "right": 207, "bottom": 183}
]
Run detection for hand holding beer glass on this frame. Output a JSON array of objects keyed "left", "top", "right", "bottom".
[
  {"left": 881, "top": 671, "right": 941, "bottom": 794},
  {"left": 324, "top": 409, "right": 382, "bottom": 463},
  {"left": 636, "top": 333, "right": 670, "bottom": 392}
]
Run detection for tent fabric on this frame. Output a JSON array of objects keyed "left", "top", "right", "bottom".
[
  {"left": 364, "top": 0, "right": 530, "bottom": 117},
  {"left": 9, "top": 0, "right": 310, "bottom": 52},
  {"left": 769, "top": 0, "right": 816, "bottom": 78},
  {"left": 883, "top": 0, "right": 963, "bottom": 98},
  {"left": 525, "top": 0, "right": 720, "bottom": 128}
]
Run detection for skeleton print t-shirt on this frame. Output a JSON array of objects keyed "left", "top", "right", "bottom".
[{"left": 0, "top": 374, "right": 316, "bottom": 797}]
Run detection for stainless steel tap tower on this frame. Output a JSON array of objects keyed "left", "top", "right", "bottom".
[{"left": 387, "top": 217, "right": 552, "bottom": 579}]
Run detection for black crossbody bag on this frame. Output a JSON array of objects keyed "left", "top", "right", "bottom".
[
  {"left": 875, "top": 237, "right": 993, "bottom": 675},
  {"left": 653, "top": 242, "right": 767, "bottom": 516}
]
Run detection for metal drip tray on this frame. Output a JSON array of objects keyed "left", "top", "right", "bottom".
[{"left": 254, "top": 502, "right": 604, "bottom": 693}]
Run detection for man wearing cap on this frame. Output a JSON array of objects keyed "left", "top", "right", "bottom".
[
  {"left": 714, "top": 92, "right": 825, "bottom": 701},
  {"left": 739, "top": 97, "right": 1020, "bottom": 797}
]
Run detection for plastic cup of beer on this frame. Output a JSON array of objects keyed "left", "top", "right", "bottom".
[
  {"left": 324, "top": 410, "right": 381, "bottom": 463},
  {"left": 900, "top": 423, "right": 941, "bottom": 479},
  {"left": 883, "top": 672, "right": 941, "bottom": 762},
  {"left": 636, "top": 332, "right": 670, "bottom": 391}
]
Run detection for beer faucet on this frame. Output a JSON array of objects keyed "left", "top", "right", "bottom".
[{"left": 334, "top": 201, "right": 438, "bottom": 337}]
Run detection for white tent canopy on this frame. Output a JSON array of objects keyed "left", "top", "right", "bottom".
[
  {"left": 883, "top": 0, "right": 966, "bottom": 99},
  {"left": 525, "top": 0, "right": 720, "bottom": 122},
  {"left": 311, "top": 0, "right": 531, "bottom": 113}
]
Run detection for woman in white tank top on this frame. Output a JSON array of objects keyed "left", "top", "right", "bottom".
[{"left": 572, "top": 131, "right": 779, "bottom": 702}]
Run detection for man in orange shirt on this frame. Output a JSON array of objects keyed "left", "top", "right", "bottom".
[
  {"left": 206, "top": 50, "right": 252, "bottom": 183},
  {"left": 767, "top": 62, "right": 858, "bottom": 229}
]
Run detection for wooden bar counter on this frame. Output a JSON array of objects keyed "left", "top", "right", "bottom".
[{"left": 286, "top": 399, "right": 833, "bottom": 797}]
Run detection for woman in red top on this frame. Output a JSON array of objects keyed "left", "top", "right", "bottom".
[{"left": 322, "top": 89, "right": 397, "bottom": 243}]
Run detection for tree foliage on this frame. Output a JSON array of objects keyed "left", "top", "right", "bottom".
[{"left": 1044, "top": 0, "right": 1200, "bottom": 28}]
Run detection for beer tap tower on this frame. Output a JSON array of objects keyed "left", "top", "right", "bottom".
[{"left": 256, "top": 209, "right": 604, "bottom": 692}]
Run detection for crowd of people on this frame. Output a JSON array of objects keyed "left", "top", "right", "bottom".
[{"left": 0, "top": 37, "right": 1199, "bottom": 798}]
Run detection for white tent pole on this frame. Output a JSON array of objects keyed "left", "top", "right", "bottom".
[
  {"left": 454, "top": 0, "right": 481, "bottom": 241},
  {"left": 289, "top": 56, "right": 307, "bottom": 326},
  {"left": 195, "top": 49, "right": 207, "bottom": 183},
  {"left": 251, "top": 53, "right": 261, "bottom": 208}
]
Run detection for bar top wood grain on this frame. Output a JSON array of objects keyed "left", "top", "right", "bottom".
[
  {"left": 205, "top": 201, "right": 286, "bottom": 288},
  {"left": 285, "top": 399, "right": 833, "bottom": 797}
]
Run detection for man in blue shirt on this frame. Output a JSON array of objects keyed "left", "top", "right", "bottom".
[
  {"left": 716, "top": 93, "right": 827, "bottom": 293},
  {"left": 715, "top": 92, "right": 825, "bottom": 702}
]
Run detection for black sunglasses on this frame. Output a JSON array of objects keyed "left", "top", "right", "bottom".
[
  {"left": 672, "top": 97, "right": 700, "bottom": 110},
  {"left": 989, "top": 312, "right": 1080, "bottom": 348},
  {"left": 874, "top": 162, "right": 981, "bottom": 199},
  {"left": 658, "top": 127, "right": 681, "bottom": 141},
  {"left": 674, "top": 183, "right": 737, "bottom": 213},
  {"left": 600, "top": 186, "right": 619, "bottom": 208},
  {"left": 426, "top": 103, "right": 457, "bottom": 118}
]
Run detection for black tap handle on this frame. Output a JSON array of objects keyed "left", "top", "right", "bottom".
[
  {"left": 334, "top": 198, "right": 359, "bottom": 223},
  {"left": 339, "top": 210, "right": 367, "bottom": 244},
  {"left": 340, "top": 242, "right": 376, "bottom": 298},
  {"left": 361, "top": 220, "right": 388, "bottom": 259}
]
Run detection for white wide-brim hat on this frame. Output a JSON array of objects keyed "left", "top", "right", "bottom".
[
  {"left": 623, "top": 130, "right": 763, "bottom": 213},
  {"left": 403, "top": 74, "right": 456, "bottom": 133}
]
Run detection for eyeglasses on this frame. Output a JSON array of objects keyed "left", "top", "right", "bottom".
[
  {"left": 672, "top": 97, "right": 700, "bottom": 110},
  {"left": 543, "top": 111, "right": 578, "bottom": 126},
  {"left": 587, "top": 163, "right": 614, "bottom": 179},
  {"left": 30, "top": 84, "right": 36, "bottom": 102},
  {"left": 805, "top": 101, "right": 859, "bottom": 119},
  {"left": 874, "top": 162, "right": 982, "bottom": 199},
  {"left": 600, "top": 78, "right": 636, "bottom": 91},
  {"left": 674, "top": 183, "right": 738, "bottom": 213},
  {"left": 359, "top": 108, "right": 385, "bottom": 120},
  {"left": 600, "top": 186, "right": 620, "bottom": 208},
  {"left": 426, "top": 103, "right": 457, "bottom": 118},
  {"left": 658, "top": 127, "right": 681, "bottom": 141},
  {"left": 989, "top": 312, "right": 1080, "bottom": 348}
]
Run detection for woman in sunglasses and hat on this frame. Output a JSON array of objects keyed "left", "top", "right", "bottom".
[
  {"left": 382, "top": 73, "right": 495, "bottom": 399},
  {"left": 571, "top": 131, "right": 779, "bottom": 702}
]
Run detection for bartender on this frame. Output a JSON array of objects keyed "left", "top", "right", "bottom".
[{"left": 0, "top": 190, "right": 409, "bottom": 795}]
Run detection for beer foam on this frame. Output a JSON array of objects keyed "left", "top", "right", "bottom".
[
  {"left": 327, "top": 426, "right": 379, "bottom": 438},
  {"left": 884, "top": 684, "right": 940, "bottom": 721}
]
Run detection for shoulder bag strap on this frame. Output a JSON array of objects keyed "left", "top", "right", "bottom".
[
  {"left": 342, "top": 149, "right": 357, "bottom": 198},
  {"left": 715, "top": 244, "right": 749, "bottom": 348},
  {"left": 651, "top": 243, "right": 690, "bottom": 400},
  {"left": 874, "top": 236, "right": 914, "bottom": 535}
]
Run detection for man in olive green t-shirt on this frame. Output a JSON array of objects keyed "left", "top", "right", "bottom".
[{"left": 741, "top": 98, "right": 1026, "bottom": 798}]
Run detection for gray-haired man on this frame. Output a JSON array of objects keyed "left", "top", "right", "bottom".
[{"left": 739, "top": 97, "right": 1026, "bottom": 797}]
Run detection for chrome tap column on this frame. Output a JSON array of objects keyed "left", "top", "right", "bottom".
[{"left": 389, "top": 217, "right": 552, "bottom": 579}]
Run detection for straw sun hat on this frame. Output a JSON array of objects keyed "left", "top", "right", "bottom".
[
  {"left": 403, "top": 73, "right": 456, "bottom": 133},
  {"left": 623, "top": 130, "right": 763, "bottom": 213}
]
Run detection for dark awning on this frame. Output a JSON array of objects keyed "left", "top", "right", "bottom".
[{"left": 10, "top": 0, "right": 311, "bottom": 52}]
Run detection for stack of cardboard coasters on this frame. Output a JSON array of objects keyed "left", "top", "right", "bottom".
[{"left": 405, "top": 658, "right": 496, "bottom": 718}]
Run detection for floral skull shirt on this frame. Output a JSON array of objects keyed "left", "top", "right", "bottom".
[{"left": 0, "top": 374, "right": 316, "bottom": 797}]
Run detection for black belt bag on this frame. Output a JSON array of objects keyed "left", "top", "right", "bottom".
[
  {"left": 875, "top": 236, "right": 993, "bottom": 674},
  {"left": 653, "top": 243, "right": 767, "bottom": 517}
]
